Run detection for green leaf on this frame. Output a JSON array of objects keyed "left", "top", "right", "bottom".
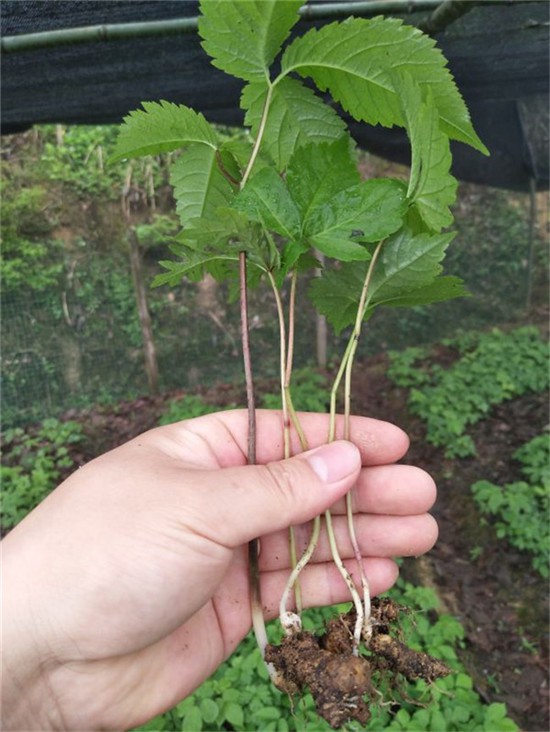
[
  {"left": 368, "top": 227, "right": 457, "bottom": 302},
  {"left": 286, "top": 137, "right": 359, "bottom": 221},
  {"left": 152, "top": 253, "right": 239, "bottom": 287},
  {"left": 309, "top": 227, "right": 466, "bottom": 333},
  {"left": 234, "top": 167, "right": 300, "bottom": 238},
  {"left": 152, "top": 209, "right": 252, "bottom": 286},
  {"left": 219, "top": 137, "right": 254, "bottom": 173},
  {"left": 306, "top": 178, "right": 407, "bottom": 261},
  {"left": 170, "top": 144, "right": 235, "bottom": 226},
  {"left": 398, "top": 79, "right": 457, "bottom": 231},
  {"left": 198, "top": 0, "right": 302, "bottom": 81},
  {"left": 413, "top": 108, "right": 456, "bottom": 232},
  {"left": 370, "top": 275, "right": 468, "bottom": 310},
  {"left": 174, "top": 209, "right": 251, "bottom": 249},
  {"left": 241, "top": 77, "right": 347, "bottom": 170},
  {"left": 308, "top": 265, "right": 364, "bottom": 334},
  {"left": 199, "top": 698, "right": 220, "bottom": 724},
  {"left": 182, "top": 705, "right": 202, "bottom": 731},
  {"left": 223, "top": 701, "right": 244, "bottom": 728},
  {"left": 154, "top": 206, "right": 274, "bottom": 287},
  {"left": 254, "top": 706, "right": 282, "bottom": 722},
  {"left": 217, "top": 146, "right": 243, "bottom": 184},
  {"left": 274, "top": 239, "right": 311, "bottom": 286},
  {"left": 109, "top": 101, "right": 217, "bottom": 162},
  {"left": 281, "top": 16, "right": 488, "bottom": 154}
]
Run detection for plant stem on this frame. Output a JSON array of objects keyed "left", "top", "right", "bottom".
[
  {"left": 343, "top": 240, "right": 386, "bottom": 644},
  {"left": 240, "top": 253, "right": 257, "bottom": 466},
  {"left": 328, "top": 335, "right": 355, "bottom": 442},
  {"left": 325, "top": 509, "right": 364, "bottom": 653},
  {"left": 267, "top": 270, "right": 303, "bottom": 613},
  {"left": 279, "top": 515, "right": 321, "bottom": 632},
  {"left": 267, "top": 272, "right": 292, "bottom": 460},
  {"left": 271, "top": 268, "right": 325, "bottom": 627},
  {"left": 240, "top": 252, "right": 268, "bottom": 656},
  {"left": 241, "top": 83, "right": 273, "bottom": 188},
  {"left": 239, "top": 87, "right": 276, "bottom": 661},
  {"left": 283, "top": 271, "right": 308, "bottom": 452},
  {"left": 286, "top": 388, "right": 308, "bottom": 451},
  {"left": 285, "top": 271, "right": 298, "bottom": 383},
  {"left": 325, "top": 241, "right": 386, "bottom": 649}
]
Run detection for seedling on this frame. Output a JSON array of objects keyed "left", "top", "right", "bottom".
[{"left": 110, "top": 0, "right": 487, "bottom": 726}]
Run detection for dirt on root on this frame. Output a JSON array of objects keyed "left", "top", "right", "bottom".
[
  {"left": 60, "top": 357, "right": 549, "bottom": 732},
  {"left": 265, "top": 600, "right": 450, "bottom": 729}
]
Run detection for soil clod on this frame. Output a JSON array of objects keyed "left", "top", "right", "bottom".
[
  {"left": 266, "top": 632, "right": 372, "bottom": 728},
  {"left": 266, "top": 599, "right": 452, "bottom": 729}
]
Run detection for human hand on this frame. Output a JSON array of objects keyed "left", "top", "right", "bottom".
[{"left": 2, "top": 410, "right": 437, "bottom": 731}]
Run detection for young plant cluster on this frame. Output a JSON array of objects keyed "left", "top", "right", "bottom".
[
  {"left": 389, "top": 327, "right": 549, "bottom": 458},
  {"left": 111, "top": 0, "right": 487, "bottom": 725},
  {"left": 1, "top": 418, "right": 84, "bottom": 529},
  {"left": 472, "top": 432, "right": 550, "bottom": 577}
]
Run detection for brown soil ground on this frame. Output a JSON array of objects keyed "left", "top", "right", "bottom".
[{"left": 62, "top": 357, "right": 549, "bottom": 732}]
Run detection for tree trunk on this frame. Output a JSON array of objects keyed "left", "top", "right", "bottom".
[
  {"left": 128, "top": 228, "right": 159, "bottom": 393},
  {"left": 58, "top": 331, "right": 82, "bottom": 395}
]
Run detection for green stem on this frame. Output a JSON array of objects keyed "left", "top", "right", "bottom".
[
  {"left": 285, "top": 271, "right": 298, "bottom": 383},
  {"left": 267, "top": 271, "right": 303, "bottom": 615},
  {"left": 267, "top": 272, "right": 291, "bottom": 456},
  {"left": 324, "top": 329, "right": 364, "bottom": 652},
  {"left": 272, "top": 270, "right": 328, "bottom": 627},
  {"left": 284, "top": 271, "right": 308, "bottom": 452},
  {"left": 279, "top": 515, "right": 321, "bottom": 633},
  {"left": 328, "top": 335, "right": 355, "bottom": 442},
  {"left": 286, "top": 387, "right": 308, "bottom": 452},
  {"left": 241, "top": 83, "right": 273, "bottom": 188},
  {"left": 325, "top": 509, "right": 364, "bottom": 653},
  {"left": 240, "top": 252, "right": 268, "bottom": 660},
  {"left": 240, "top": 92, "right": 274, "bottom": 669},
  {"left": 325, "top": 242, "right": 385, "bottom": 649},
  {"left": 342, "top": 240, "right": 385, "bottom": 644}
]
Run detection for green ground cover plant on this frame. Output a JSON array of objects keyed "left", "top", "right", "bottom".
[
  {"left": 111, "top": 0, "right": 490, "bottom": 725},
  {"left": 159, "top": 368, "right": 326, "bottom": 425},
  {"left": 472, "top": 433, "right": 550, "bottom": 577},
  {"left": 388, "top": 327, "right": 549, "bottom": 457},
  {"left": 261, "top": 368, "right": 328, "bottom": 413},
  {"left": 158, "top": 393, "right": 222, "bottom": 425},
  {"left": 1, "top": 418, "right": 83, "bottom": 528}
]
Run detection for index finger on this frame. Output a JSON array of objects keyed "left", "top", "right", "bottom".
[{"left": 185, "top": 409, "right": 410, "bottom": 467}]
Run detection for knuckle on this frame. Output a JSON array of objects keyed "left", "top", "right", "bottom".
[{"left": 263, "top": 461, "right": 302, "bottom": 519}]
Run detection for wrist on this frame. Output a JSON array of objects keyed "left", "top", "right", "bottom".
[
  {"left": 2, "top": 637, "right": 62, "bottom": 731},
  {"left": 2, "top": 539, "right": 63, "bottom": 730}
]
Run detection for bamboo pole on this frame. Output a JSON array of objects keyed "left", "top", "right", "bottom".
[{"left": 1, "top": 0, "right": 519, "bottom": 54}]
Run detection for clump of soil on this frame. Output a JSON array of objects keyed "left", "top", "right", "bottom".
[{"left": 265, "top": 599, "right": 451, "bottom": 729}]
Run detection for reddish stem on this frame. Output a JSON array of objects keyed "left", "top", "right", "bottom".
[
  {"left": 239, "top": 251, "right": 256, "bottom": 464},
  {"left": 240, "top": 251, "right": 266, "bottom": 651}
]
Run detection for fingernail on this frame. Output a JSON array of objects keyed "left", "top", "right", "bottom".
[{"left": 306, "top": 441, "right": 360, "bottom": 483}]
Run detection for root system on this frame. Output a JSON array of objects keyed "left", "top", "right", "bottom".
[{"left": 265, "top": 598, "right": 452, "bottom": 729}]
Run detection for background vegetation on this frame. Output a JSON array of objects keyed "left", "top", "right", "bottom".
[{"left": 1, "top": 125, "right": 547, "bottom": 428}]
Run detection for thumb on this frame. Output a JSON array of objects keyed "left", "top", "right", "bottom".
[{"left": 202, "top": 441, "right": 361, "bottom": 547}]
